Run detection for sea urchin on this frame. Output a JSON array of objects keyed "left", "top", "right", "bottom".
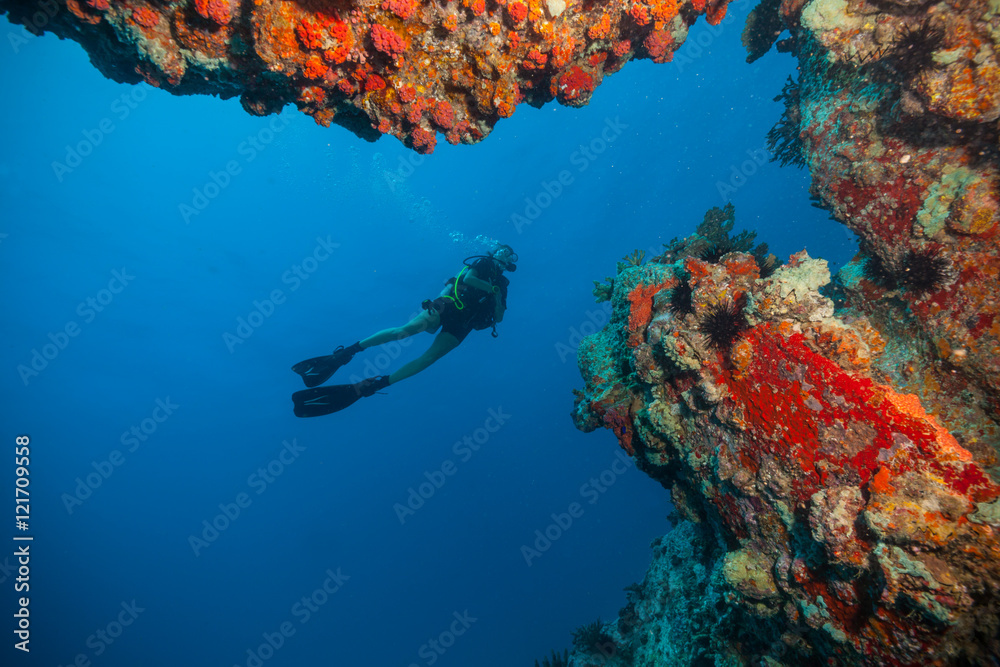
[
  {"left": 900, "top": 247, "right": 950, "bottom": 294},
  {"left": 699, "top": 298, "right": 749, "bottom": 350},
  {"left": 669, "top": 279, "right": 694, "bottom": 316}
]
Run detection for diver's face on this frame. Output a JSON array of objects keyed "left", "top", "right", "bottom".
[{"left": 494, "top": 248, "right": 514, "bottom": 270}]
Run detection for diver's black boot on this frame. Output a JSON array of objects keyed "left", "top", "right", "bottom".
[
  {"left": 291, "top": 342, "right": 364, "bottom": 388},
  {"left": 353, "top": 374, "right": 390, "bottom": 398},
  {"left": 292, "top": 375, "right": 390, "bottom": 417}
]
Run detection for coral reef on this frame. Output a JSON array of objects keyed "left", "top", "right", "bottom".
[
  {"left": 758, "top": 0, "right": 1000, "bottom": 426},
  {"left": 571, "top": 208, "right": 1000, "bottom": 664},
  {"left": 1, "top": 0, "right": 732, "bottom": 152},
  {"left": 566, "top": 0, "right": 1000, "bottom": 661}
]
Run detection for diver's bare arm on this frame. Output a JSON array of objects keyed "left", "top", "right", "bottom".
[
  {"left": 462, "top": 269, "right": 493, "bottom": 292},
  {"left": 494, "top": 297, "right": 505, "bottom": 323},
  {"left": 462, "top": 269, "right": 494, "bottom": 293}
]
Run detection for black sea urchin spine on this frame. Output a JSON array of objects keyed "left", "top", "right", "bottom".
[
  {"left": 699, "top": 298, "right": 749, "bottom": 350},
  {"left": 669, "top": 280, "right": 694, "bottom": 316},
  {"left": 900, "top": 247, "right": 950, "bottom": 294}
]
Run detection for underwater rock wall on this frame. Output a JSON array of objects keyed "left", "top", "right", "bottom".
[
  {"left": 566, "top": 0, "right": 1000, "bottom": 661},
  {"left": 1, "top": 0, "right": 730, "bottom": 152},
  {"left": 770, "top": 0, "right": 1000, "bottom": 439},
  {"left": 571, "top": 214, "right": 1000, "bottom": 664}
]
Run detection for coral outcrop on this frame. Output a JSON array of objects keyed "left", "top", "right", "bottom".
[
  {"left": 571, "top": 210, "right": 1000, "bottom": 664},
  {"left": 1, "top": 0, "right": 731, "bottom": 152},
  {"left": 761, "top": 0, "right": 1000, "bottom": 435},
  {"left": 568, "top": 0, "right": 1000, "bottom": 660}
]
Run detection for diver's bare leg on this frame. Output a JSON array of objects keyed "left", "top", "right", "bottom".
[
  {"left": 360, "top": 310, "right": 439, "bottom": 349},
  {"left": 388, "top": 332, "right": 461, "bottom": 384}
]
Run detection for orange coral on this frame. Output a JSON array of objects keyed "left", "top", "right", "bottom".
[
  {"left": 398, "top": 84, "right": 417, "bottom": 103},
  {"left": 300, "top": 86, "right": 326, "bottom": 104},
  {"left": 303, "top": 55, "right": 327, "bottom": 79},
  {"left": 329, "top": 20, "right": 350, "bottom": 43},
  {"left": 194, "top": 0, "right": 232, "bottom": 26},
  {"left": 431, "top": 100, "right": 455, "bottom": 129},
  {"left": 365, "top": 74, "right": 387, "bottom": 92},
  {"left": 731, "top": 337, "right": 753, "bottom": 377},
  {"left": 877, "top": 387, "right": 972, "bottom": 462},
  {"left": 522, "top": 48, "right": 548, "bottom": 70},
  {"left": 649, "top": 0, "right": 677, "bottom": 23},
  {"left": 131, "top": 6, "right": 158, "bottom": 28},
  {"left": 627, "top": 280, "right": 676, "bottom": 347},
  {"left": 870, "top": 467, "right": 896, "bottom": 494},
  {"left": 552, "top": 65, "right": 594, "bottom": 104},
  {"left": 24, "top": 0, "right": 748, "bottom": 153},
  {"left": 588, "top": 52, "right": 608, "bottom": 66},
  {"left": 630, "top": 4, "right": 650, "bottom": 26},
  {"left": 588, "top": 13, "right": 612, "bottom": 40},
  {"left": 323, "top": 45, "right": 350, "bottom": 64},
  {"left": 644, "top": 29, "right": 674, "bottom": 63},
  {"left": 493, "top": 79, "right": 520, "bottom": 117},
  {"left": 410, "top": 126, "right": 437, "bottom": 154},
  {"left": 406, "top": 98, "right": 424, "bottom": 124},
  {"left": 382, "top": 0, "right": 418, "bottom": 20},
  {"left": 611, "top": 40, "right": 631, "bottom": 57},
  {"left": 297, "top": 17, "right": 325, "bottom": 50},
  {"left": 66, "top": 0, "right": 102, "bottom": 23},
  {"left": 371, "top": 24, "right": 407, "bottom": 59},
  {"left": 705, "top": 0, "right": 727, "bottom": 25},
  {"left": 352, "top": 63, "right": 373, "bottom": 82},
  {"left": 507, "top": 1, "right": 527, "bottom": 22}
]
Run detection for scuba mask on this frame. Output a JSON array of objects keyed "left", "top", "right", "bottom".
[{"left": 493, "top": 244, "right": 518, "bottom": 271}]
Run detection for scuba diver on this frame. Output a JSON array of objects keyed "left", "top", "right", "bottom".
[{"left": 291, "top": 243, "right": 517, "bottom": 417}]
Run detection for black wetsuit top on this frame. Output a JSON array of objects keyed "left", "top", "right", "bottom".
[{"left": 431, "top": 257, "right": 509, "bottom": 342}]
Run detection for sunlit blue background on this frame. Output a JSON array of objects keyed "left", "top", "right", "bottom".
[{"left": 1, "top": 1, "right": 855, "bottom": 664}]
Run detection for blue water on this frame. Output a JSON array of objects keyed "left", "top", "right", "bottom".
[{"left": 1, "top": 1, "right": 855, "bottom": 665}]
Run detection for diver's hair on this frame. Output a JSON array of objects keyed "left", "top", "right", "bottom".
[{"left": 494, "top": 243, "right": 515, "bottom": 256}]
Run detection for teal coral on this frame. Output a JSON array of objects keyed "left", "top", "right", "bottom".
[{"left": 916, "top": 166, "right": 978, "bottom": 238}]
